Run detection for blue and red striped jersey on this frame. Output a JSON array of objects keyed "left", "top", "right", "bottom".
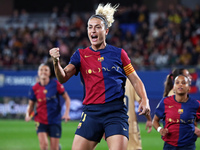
[
  {"left": 155, "top": 95, "right": 200, "bottom": 147},
  {"left": 69, "top": 44, "right": 134, "bottom": 105},
  {"left": 28, "top": 79, "right": 65, "bottom": 124}
]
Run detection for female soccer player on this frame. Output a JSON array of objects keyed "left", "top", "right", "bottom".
[
  {"left": 153, "top": 75, "right": 200, "bottom": 150},
  {"left": 163, "top": 68, "right": 192, "bottom": 97},
  {"left": 49, "top": 3, "right": 150, "bottom": 150},
  {"left": 25, "top": 63, "right": 71, "bottom": 150}
]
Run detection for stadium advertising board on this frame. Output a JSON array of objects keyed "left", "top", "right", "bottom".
[{"left": 0, "top": 69, "right": 199, "bottom": 121}]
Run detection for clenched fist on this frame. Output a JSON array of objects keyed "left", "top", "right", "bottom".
[{"left": 49, "top": 48, "right": 60, "bottom": 62}]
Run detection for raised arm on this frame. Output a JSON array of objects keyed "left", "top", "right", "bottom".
[
  {"left": 49, "top": 48, "right": 76, "bottom": 83},
  {"left": 127, "top": 71, "right": 150, "bottom": 115}
]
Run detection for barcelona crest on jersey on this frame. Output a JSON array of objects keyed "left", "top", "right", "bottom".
[{"left": 178, "top": 109, "right": 183, "bottom": 114}]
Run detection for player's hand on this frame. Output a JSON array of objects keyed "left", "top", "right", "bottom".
[
  {"left": 145, "top": 120, "right": 152, "bottom": 133},
  {"left": 25, "top": 116, "right": 32, "bottom": 122},
  {"left": 159, "top": 128, "right": 168, "bottom": 136},
  {"left": 62, "top": 113, "right": 70, "bottom": 123},
  {"left": 25, "top": 111, "right": 34, "bottom": 122},
  {"left": 194, "top": 127, "right": 200, "bottom": 137},
  {"left": 138, "top": 99, "right": 150, "bottom": 115},
  {"left": 25, "top": 113, "right": 32, "bottom": 122},
  {"left": 49, "top": 48, "right": 60, "bottom": 62}
]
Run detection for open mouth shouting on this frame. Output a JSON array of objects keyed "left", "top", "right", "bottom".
[{"left": 91, "top": 34, "right": 98, "bottom": 42}]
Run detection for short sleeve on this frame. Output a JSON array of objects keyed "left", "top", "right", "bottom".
[
  {"left": 155, "top": 98, "right": 165, "bottom": 119},
  {"left": 121, "top": 49, "right": 131, "bottom": 67},
  {"left": 56, "top": 80, "right": 65, "bottom": 95},
  {"left": 121, "top": 49, "right": 135, "bottom": 76},
  {"left": 28, "top": 87, "right": 36, "bottom": 102},
  {"left": 69, "top": 49, "right": 81, "bottom": 75}
]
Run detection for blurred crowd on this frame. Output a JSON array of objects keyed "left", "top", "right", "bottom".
[{"left": 0, "top": 3, "right": 200, "bottom": 70}]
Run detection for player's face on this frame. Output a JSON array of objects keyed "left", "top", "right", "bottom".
[
  {"left": 38, "top": 65, "right": 50, "bottom": 79},
  {"left": 173, "top": 75, "right": 190, "bottom": 95},
  {"left": 87, "top": 18, "right": 108, "bottom": 49},
  {"left": 182, "top": 69, "right": 192, "bottom": 84}
]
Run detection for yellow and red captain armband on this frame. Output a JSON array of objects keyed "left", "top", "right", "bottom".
[
  {"left": 30, "top": 111, "right": 35, "bottom": 118},
  {"left": 124, "top": 63, "right": 135, "bottom": 76}
]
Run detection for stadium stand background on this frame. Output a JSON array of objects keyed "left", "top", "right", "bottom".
[{"left": 0, "top": 0, "right": 200, "bottom": 121}]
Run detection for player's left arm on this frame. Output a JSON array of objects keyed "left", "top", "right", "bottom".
[
  {"left": 61, "top": 91, "right": 71, "bottom": 122},
  {"left": 25, "top": 100, "right": 35, "bottom": 122},
  {"left": 137, "top": 99, "right": 152, "bottom": 133},
  {"left": 145, "top": 113, "right": 152, "bottom": 133},
  {"left": 121, "top": 49, "right": 150, "bottom": 115},
  {"left": 128, "top": 72, "right": 150, "bottom": 115}
]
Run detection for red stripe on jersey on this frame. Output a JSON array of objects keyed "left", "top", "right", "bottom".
[
  {"left": 162, "top": 97, "right": 182, "bottom": 146},
  {"left": 79, "top": 48, "right": 106, "bottom": 104},
  {"left": 32, "top": 84, "right": 48, "bottom": 124},
  {"left": 56, "top": 80, "right": 65, "bottom": 94},
  {"left": 120, "top": 49, "right": 134, "bottom": 76},
  {"left": 121, "top": 49, "right": 132, "bottom": 67}
]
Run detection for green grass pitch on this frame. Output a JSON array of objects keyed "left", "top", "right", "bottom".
[{"left": 0, "top": 119, "right": 199, "bottom": 150}]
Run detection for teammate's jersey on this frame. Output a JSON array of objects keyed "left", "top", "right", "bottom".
[
  {"left": 124, "top": 79, "right": 142, "bottom": 150},
  {"left": 155, "top": 95, "right": 200, "bottom": 147},
  {"left": 69, "top": 44, "right": 134, "bottom": 105},
  {"left": 28, "top": 79, "right": 65, "bottom": 124}
]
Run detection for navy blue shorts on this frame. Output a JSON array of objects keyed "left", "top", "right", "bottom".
[
  {"left": 163, "top": 142, "right": 196, "bottom": 150},
  {"left": 75, "top": 99, "right": 129, "bottom": 142},
  {"left": 35, "top": 122, "right": 62, "bottom": 138}
]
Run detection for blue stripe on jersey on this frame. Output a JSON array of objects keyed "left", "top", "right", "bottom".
[
  {"left": 178, "top": 97, "right": 198, "bottom": 146},
  {"left": 100, "top": 45, "right": 126, "bottom": 102}
]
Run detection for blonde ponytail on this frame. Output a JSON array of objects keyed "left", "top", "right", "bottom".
[{"left": 89, "top": 3, "right": 119, "bottom": 28}]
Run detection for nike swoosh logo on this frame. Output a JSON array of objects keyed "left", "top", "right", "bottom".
[
  {"left": 123, "top": 128, "right": 127, "bottom": 131},
  {"left": 84, "top": 55, "right": 92, "bottom": 58},
  {"left": 169, "top": 106, "right": 174, "bottom": 108}
]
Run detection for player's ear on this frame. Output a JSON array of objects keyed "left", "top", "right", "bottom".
[{"left": 105, "top": 28, "right": 109, "bottom": 35}]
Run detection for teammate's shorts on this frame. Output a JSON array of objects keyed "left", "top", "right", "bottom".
[
  {"left": 35, "top": 122, "right": 61, "bottom": 138},
  {"left": 163, "top": 142, "right": 196, "bottom": 150},
  {"left": 75, "top": 98, "right": 129, "bottom": 142}
]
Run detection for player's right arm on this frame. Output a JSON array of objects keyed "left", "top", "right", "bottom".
[
  {"left": 49, "top": 48, "right": 76, "bottom": 83},
  {"left": 25, "top": 100, "right": 35, "bottom": 122},
  {"left": 195, "top": 126, "right": 200, "bottom": 137},
  {"left": 127, "top": 72, "right": 150, "bottom": 115},
  {"left": 152, "top": 115, "right": 168, "bottom": 136},
  {"left": 62, "top": 91, "right": 71, "bottom": 122}
]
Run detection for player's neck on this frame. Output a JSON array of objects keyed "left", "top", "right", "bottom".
[
  {"left": 92, "top": 42, "right": 106, "bottom": 51},
  {"left": 40, "top": 78, "right": 50, "bottom": 86},
  {"left": 175, "top": 94, "right": 188, "bottom": 103}
]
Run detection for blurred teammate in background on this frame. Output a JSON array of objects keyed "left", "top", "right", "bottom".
[
  {"left": 124, "top": 79, "right": 152, "bottom": 150},
  {"left": 163, "top": 68, "right": 192, "bottom": 97},
  {"left": 153, "top": 75, "right": 200, "bottom": 150},
  {"left": 49, "top": 3, "right": 150, "bottom": 150},
  {"left": 25, "top": 63, "right": 71, "bottom": 150}
]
